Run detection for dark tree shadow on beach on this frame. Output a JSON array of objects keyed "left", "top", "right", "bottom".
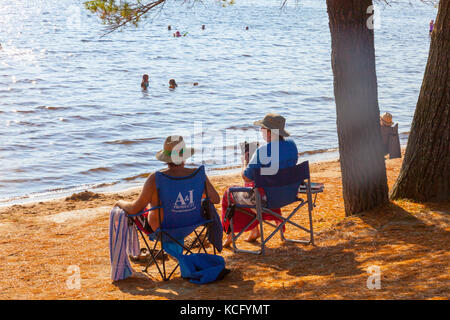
[
  {"left": 356, "top": 201, "right": 450, "bottom": 251},
  {"left": 224, "top": 241, "right": 363, "bottom": 280},
  {"left": 113, "top": 267, "right": 255, "bottom": 299},
  {"left": 223, "top": 201, "right": 449, "bottom": 280}
]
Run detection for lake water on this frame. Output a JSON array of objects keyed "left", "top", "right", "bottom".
[{"left": 0, "top": 0, "right": 437, "bottom": 205}]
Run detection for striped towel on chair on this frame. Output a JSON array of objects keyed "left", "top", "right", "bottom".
[{"left": 109, "top": 206, "right": 140, "bottom": 281}]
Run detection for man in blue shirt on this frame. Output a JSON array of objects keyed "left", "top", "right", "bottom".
[
  {"left": 243, "top": 113, "right": 298, "bottom": 182},
  {"left": 223, "top": 113, "right": 299, "bottom": 246}
]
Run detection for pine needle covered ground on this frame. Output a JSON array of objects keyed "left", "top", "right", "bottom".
[{"left": 0, "top": 156, "right": 448, "bottom": 299}]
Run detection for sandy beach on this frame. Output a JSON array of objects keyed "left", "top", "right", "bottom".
[{"left": 0, "top": 154, "right": 448, "bottom": 300}]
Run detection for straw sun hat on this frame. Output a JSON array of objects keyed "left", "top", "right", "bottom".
[
  {"left": 155, "top": 136, "right": 194, "bottom": 164},
  {"left": 380, "top": 112, "right": 393, "bottom": 127},
  {"left": 253, "top": 113, "right": 290, "bottom": 137}
]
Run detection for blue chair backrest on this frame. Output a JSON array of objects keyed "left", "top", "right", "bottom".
[
  {"left": 155, "top": 166, "right": 207, "bottom": 238},
  {"left": 254, "top": 161, "right": 310, "bottom": 209}
]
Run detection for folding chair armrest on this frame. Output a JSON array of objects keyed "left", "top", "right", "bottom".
[
  {"left": 298, "top": 183, "right": 324, "bottom": 194},
  {"left": 229, "top": 187, "right": 254, "bottom": 193},
  {"left": 127, "top": 206, "right": 162, "bottom": 217}
]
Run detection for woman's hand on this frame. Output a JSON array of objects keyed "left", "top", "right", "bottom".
[{"left": 114, "top": 200, "right": 129, "bottom": 213}]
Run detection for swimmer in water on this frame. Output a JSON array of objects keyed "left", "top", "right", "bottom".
[
  {"left": 141, "top": 74, "right": 149, "bottom": 90},
  {"left": 168, "top": 25, "right": 172, "bottom": 31},
  {"left": 173, "top": 31, "right": 182, "bottom": 37},
  {"left": 169, "top": 79, "right": 178, "bottom": 89},
  {"left": 245, "top": 26, "right": 249, "bottom": 30},
  {"left": 202, "top": 25, "right": 205, "bottom": 30}
]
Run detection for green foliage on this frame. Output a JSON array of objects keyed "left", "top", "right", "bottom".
[
  {"left": 84, "top": 0, "right": 166, "bottom": 32},
  {"left": 84, "top": 0, "right": 237, "bottom": 33}
]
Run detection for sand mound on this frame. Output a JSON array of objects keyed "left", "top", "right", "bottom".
[{"left": 65, "top": 190, "right": 101, "bottom": 202}]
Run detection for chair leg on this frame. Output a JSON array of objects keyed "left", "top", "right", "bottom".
[
  {"left": 229, "top": 195, "right": 264, "bottom": 255},
  {"left": 257, "top": 191, "right": 265, "bottom": 255},
  {"left": 137, "top": 224, "right": 216, "bottom": 281},
  {"left": 265, "top": 206, "right": 314, "bottom": 245},
  {"left": 280, "top": 205, "right": 315, "bottom": 245},
  {"left": 308, "top": 201, "right": 314, "bottom": 246}
]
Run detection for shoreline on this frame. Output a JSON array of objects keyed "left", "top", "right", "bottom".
[
  {"left": 0, "top": 146, "right": 343, "bottom": 208},
  {"left": 1, "top": 136, "right": 411, "bottom": 208},
  {"left": 0, "top": 155, "right": 342, "bottom": 215}
]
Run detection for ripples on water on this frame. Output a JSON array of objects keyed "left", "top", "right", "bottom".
[{"left": 0, "top": 0, "right": 436, "bottom": 204}]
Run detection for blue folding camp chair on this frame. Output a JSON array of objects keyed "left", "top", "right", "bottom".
[
  {"left": 128, "top": 165, "right": 218, "bottom": 281},
  {"left": 225, "top": 161, "right": 324, "bottom": 255}
]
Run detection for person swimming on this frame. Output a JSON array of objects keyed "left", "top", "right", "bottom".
[
  {"left": 141, "top": 74, "right": 149, "bottom": 90},
  {"left": 169, "top": 79, "right": 178, "bottom": 89},
  {"left": 168, "top": 25, "right": 172, "bottom": 31},
  {"left": 173, "top": 31, "right": 182, "bottom": 37},
  {"left": 202, "top": 25, "right": 205, "bottom": 30}
]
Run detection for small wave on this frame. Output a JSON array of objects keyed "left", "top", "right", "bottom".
[
  {"left": 105, "top": 137, "right": 158, "bottom": 145},
  {"left": 12, "top": 109, "right": 36, "bottom": 114},
  {"left": 123, "top": 172, "right": 150, "bottom": 181},
  {"left": 299, "top": 147, "right": 338, "bottom": 156},
  {"left": 0, "top": 181, "right": 119, "bottom": 206},
  {"left": 225, "top": 125, "right": 252, "bottom": 131},
  {"left": 80, "top": 167, "right": 112, "bottom": 175},
  {"left": 36, "top": 105, "right": 68, "bottom": 111},
  {"left": 256, "top": 90, "right": 302, "bottom": 97},
  {"left": 303, "top": 96, "right": 335, "bottom": 102},
  {"left": 6, "top": 120, "right": 44, "bottom": 127},
  {"left": 70, "top": 115, "right": 90, "bottom": 121},
  {"left": 0, "top": 177, "right": 42, "bottom": 184},
  {"left": 1, "top": 144, "right": 36, "bottom": 151}
]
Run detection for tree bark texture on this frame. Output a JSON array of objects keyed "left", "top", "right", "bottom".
[
  {"left": 327, "top": 0, "right": 389, "bottom": 216},
  {"left": 390, "top": 0, "right": 450, "bottom": 202}
]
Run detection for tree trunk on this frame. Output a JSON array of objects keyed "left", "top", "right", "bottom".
[
  {"left": 327, "top": 0, "right": 389, "bottom": 216},
  {"left": 390, "top": 0, "right": 450, "bottom": 202}
]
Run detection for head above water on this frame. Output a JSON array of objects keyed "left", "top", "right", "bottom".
[
  {"left": 142, "top": 74, "right": 149, "bottom": 81},
  {"left": 169, "top": 79, "right": 177, "bottom": 88}
]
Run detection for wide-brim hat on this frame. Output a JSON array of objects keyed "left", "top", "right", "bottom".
[
  {"left": 156, "top": 136, "right": 195, "bottom": 164},
  {"left": 380, "top": 112, "right": 393, "bottom": 126},
  {"left": 254, "top": 113, "right": 290, "bottom": 137}
]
